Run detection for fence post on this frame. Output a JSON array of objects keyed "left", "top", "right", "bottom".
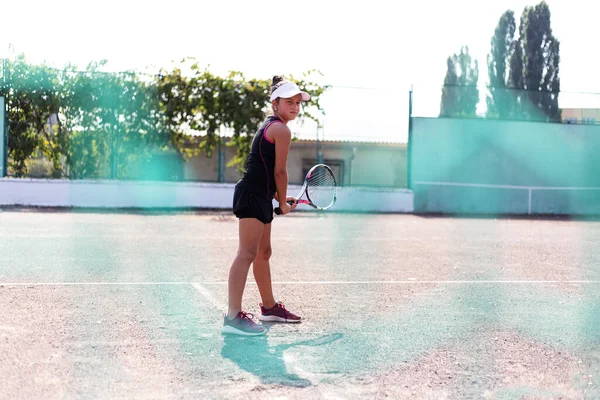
[
  {"left": 0, "top": 96, "right": 5, "bottom": 178},
  {"left": 407, "top": 87, "right": 413, "bottom": 189},
  {"left": 217, "top": 135, "right": 224, "bottom": 183}
]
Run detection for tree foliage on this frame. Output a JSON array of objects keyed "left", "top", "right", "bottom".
[
  {"left": 155, "top": 60, "right": 326, "bottom": 172},
  {"left": 58, "top": 62, "right": 166, "bottom": 179},
  {"left": 439, "top": 46, "right": 479, "bottom": 117},
  {"left": 0, "top": 56, "right": 51, "bottom": 177},
  {"left": 489, "top": 1, "right": 560, "bottom": 121},
  {"left": 511, "top": 1, "right": 560, "bottom": 121},
  {"left": 1, "top": 55, "right": 326, "bottom": 178},
  {"left": 487, "top": 10, "right": 517, "bottom": 119}
]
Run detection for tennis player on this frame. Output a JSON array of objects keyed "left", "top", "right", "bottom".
[{"left": 222, "top": 76, "right": 309, "bottom": 336}]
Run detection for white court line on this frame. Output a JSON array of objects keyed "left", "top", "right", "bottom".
[
  {"left": 1, "top": 280, "right": 600, "bottom": 286},
  {"left": 190, "top": 283, "right": 225, "bottom": 310},
  {"left": 227, "top": 280, "right": 600, "bottom": 284},
  {"left": 0, "top": 282, "right": 191, "bottom": 286},
  {"left": 0, "top": 234, "right": 420, "bottom": 241},
  {"left": 415, "top": 181, "right": 600, "bottom": 191}
]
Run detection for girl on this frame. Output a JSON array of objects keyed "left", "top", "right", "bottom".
[{"left": 222, "top": 76, "right": 310, "bottom": 336}]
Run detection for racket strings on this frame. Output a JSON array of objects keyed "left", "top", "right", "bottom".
[{"left": 306, "top": 167, "right": 336, "bottom": 208}]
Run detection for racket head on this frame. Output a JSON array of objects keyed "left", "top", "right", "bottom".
[{"left": 304, "top": 164, "right": 337, "bottom": 210}]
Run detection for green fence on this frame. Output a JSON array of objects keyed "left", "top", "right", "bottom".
[{"left": 410, "top": 117, "right": 600, "bottom": 215}]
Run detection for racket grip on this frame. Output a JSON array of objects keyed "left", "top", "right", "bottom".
[{"left": 274, "top": 200, "right": 296, "bottom": 215}]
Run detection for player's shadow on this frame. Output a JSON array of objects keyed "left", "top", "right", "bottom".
[{"left": 221, "top": 330, "right": 343, "bottom": 388}]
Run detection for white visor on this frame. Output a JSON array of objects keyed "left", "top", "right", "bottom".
[{"left": 269, "top": 82, "right": 311, "bottom": 101}]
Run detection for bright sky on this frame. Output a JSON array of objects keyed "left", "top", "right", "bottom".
[{"left": 1, "top": 0, "right": 598, "bottom": 143}]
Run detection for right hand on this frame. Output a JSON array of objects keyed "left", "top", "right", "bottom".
[{"left": 277, "top": 202, "right": 292, "bottom": 215}]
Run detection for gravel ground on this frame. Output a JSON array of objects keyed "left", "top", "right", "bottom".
[{"left": 1, "top": 209, "right": 599, "bottom": 399}]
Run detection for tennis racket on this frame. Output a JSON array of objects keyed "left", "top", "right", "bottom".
[{"left": 274, "top": 163, "right": 337, "bottom": 215}]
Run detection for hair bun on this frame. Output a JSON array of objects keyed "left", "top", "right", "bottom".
[{"left": 272, "top": 75, "right": 285, "bottom": 86}]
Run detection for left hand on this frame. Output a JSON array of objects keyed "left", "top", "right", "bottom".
[{"left": 286, "top": 196, "right": 298, "bottom": 210}]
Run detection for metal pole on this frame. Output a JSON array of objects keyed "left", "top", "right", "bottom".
[
  {"left": 1, "top": 58, "right": 5, "bottom": 177},
  {"left": 110, "top": 93, "right": 118, "bottom": 179},
  {"left": 315, "top": 125, "right": 319, "bottom": 164},
  {"left": 2, "top": 57, "right": 9, "bottom": 178},
  {"left": 349, "top": 147, "right": 357, "bottom": 186},
  {"left": 110, "top": 123, "right": 117, "bottom": 179},
  {"left": 218, "top": 134, "right": 224, "bottom": 183},
  {"left": 316, "top": 123, "right": 324, "bottom": 164},
  {"left": 3, "top": 113, "right": 7, "bottom": 178},
  {"left": 0, "top": 96, "right": 5, "bottom": 178},
  {"left": 407, "top": 86, "right": 413, "bottom": 190}
]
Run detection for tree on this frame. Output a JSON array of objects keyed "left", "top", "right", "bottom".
[
  {"left": 508, "top": 1, "right": 560, "bottom": 121},
  {"left": 225, "top": 70, "right": 327, "bottom": 172},
  {"left": 440, "top": 57, "right": 458, "bottom": 117},
  {"left": 0, "top": 56, "right": 169, "bottom": 179},
  {"left": 0, "top": 55, "right": 55, "bottom": 177},
  {"left": 440, "top": 46, "right": 479, "bottom": 117},
  {"left": 1, "top": 55, "right": 327, "bottom": 179},
  {"left": 60, "top": 63, "right": 167, "bottom": 179},
  {"left": 155, "top": 60, "right": 327, "bottom": 172},
  {"left": 487, "top": 10, "right": 517, "bottom": 119}
]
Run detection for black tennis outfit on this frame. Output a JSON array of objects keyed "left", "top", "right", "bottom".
[{"left": 232, "top": 116, "right": 281, "bottom": 224}]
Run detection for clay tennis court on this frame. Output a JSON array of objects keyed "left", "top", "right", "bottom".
[{"left": 1, "top": 209, "right": 599, "bottom": 399}]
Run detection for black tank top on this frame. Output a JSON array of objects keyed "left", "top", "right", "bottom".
[{"left": 236, "top": 115, "right": 281, "bottom": 199}]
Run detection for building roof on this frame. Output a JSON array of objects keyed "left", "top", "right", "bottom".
[
  {"left": 181, "top": 133, "right": 406, "bottom": 148},
  {"left": 293, "top": 138, "right": 406, "bottom": 147}
]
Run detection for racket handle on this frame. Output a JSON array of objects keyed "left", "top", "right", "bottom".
[{"left": 274, "top": 200, "right": 296, "bottom": 215}]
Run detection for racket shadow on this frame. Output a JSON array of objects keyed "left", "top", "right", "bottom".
[{"left": 221, "top": 331, "right": 344, "bottom": 387}]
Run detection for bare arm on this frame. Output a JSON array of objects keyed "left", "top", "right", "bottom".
[{"left": 271, "top": 123, "right": 292, "bottom": 213}]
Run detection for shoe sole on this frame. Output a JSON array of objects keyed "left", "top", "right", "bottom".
[
  {"left": 221, "top": 325, "right": 266, "bottom": 336},
  {"left": 259, "top": 315, "right": 302, "bottom": 323}
]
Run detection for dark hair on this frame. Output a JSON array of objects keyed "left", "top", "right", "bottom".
[{"left": 270, "top": 75, "right": 287, "bottom": 96}]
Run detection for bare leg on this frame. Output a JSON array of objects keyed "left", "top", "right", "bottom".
[
  {"left": 227, "top": 218, "right": 264, "bottom": 319},
  {"left": 253, "top": 223, "right": 276, "bottom": 309}
]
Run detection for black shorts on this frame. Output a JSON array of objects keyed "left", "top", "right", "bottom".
[{"left": 232, "top": 185, "right": 274, "bottom": 224}]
